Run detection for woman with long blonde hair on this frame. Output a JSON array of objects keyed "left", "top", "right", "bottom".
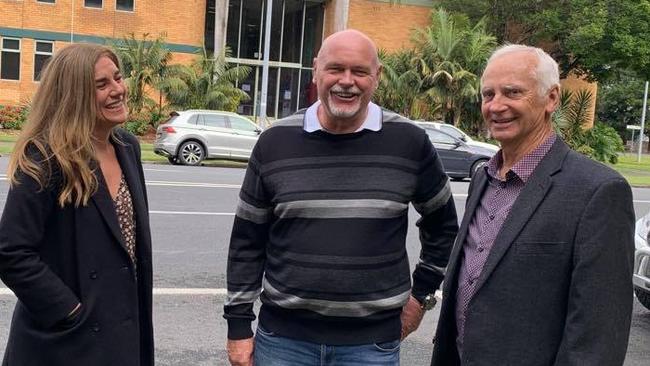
[{"left": 0, "top": 43, "right": 153, "bottom": 366}]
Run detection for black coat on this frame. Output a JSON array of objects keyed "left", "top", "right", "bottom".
[
  {"left": 0, "top": 129, "right": 154, "bottom": 366},
  {"left": 431, "top": 139, "right": 635, "bottom": 366}
]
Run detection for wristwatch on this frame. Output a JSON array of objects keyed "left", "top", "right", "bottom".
[{"left": 419, "top": 294, "right": 437, "bottom": 311}]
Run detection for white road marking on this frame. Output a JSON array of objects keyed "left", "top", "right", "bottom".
[
  {"left": 149, "top": 210, "right": 234, "bottom": 216},
  {"left": 145, "top": 180, "right": 241, "bottom": 189}
]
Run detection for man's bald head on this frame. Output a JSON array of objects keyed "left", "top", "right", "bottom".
[
  {"left": 311, "top": 29, "right": 382, "bottom": 132},
  {"left": 316, "top": 29, "right": 380, "bottom": 68}
]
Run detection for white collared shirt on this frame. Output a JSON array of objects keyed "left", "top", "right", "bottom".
[{"left": 303, "top": 100, "right": 382, "bottom": 133}]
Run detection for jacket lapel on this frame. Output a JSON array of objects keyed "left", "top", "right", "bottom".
[
  {"left": 471, "top": 139, "right": 569, "bottom": 295},
  {"left": 91, "top": 164, "right": 126, "bottom": 250},
  {"left": 112, "top": 135, "right": 151, "bottom": 258}
]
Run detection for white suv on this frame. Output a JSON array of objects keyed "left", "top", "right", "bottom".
[
  {"left": 154, "top": 110, "right": 262, "bottom": 165},
  {"left": 634, "top": 212, "right": 650, "bottom": 310}
]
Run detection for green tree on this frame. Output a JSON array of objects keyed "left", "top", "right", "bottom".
[
  {"left": 411, "top": 9, "right": 496, "bottom": 127},
  {"left": 375, "top": 49, "right": 426, "bottom": 118},
  {"left": 434, "top": 0, "right": 650, "bottom": 80},
  {"left": 597, "top": 75, "right": 647, "bottom": 141},
  {"left": 112, "top": 33, "right": 172, "bottom": 115},
  {"left": 160, "top": 48, "right": 251, "bottom": 111}
]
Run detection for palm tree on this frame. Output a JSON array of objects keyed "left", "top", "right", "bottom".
[
  {"left": 159, "top": 47, "right": 251, "bottom": 111},
  {"left": 112, "top": 33, "right": 172, "bottom": 115},
  {"left": 412, "top": 9, "right": 495, "bottom": 127},
  {"left": 375, "top": 49, "right": 427, "bottom": 118}
]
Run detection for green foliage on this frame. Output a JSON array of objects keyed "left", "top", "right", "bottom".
[
  {"left": 159, "top": 47, "right": 251, "bottom": 111},
  {"left": 111, "top": 33, "right": 173, "bottom": 115},
  {"left": 0, "top": 104, "right": 30, "bottom": 130},
  {"left": 434, "top": 0, "right": 650, "bottom": 80},
  {"left": 375, "top": 49, "right": 426, "bottom": 118},
  {"left": 375, "top": 8, "right": 496, "bottom": 136},
  {"left": 597, "top": 75, "right": 647, "bottom": 139},
  {"left": 553, "top": 89, "right": 624, "bottom": 163}
]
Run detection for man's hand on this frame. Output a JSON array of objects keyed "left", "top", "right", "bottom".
[
  {"left": 227, "top": 337, "right": 254, "bottom": 366},
  {"left": 400, "top": 295, "right": 425, "bottom": 340}
]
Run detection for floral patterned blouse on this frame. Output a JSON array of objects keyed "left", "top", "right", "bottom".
[{"left": 113, "top": 174, "right": 137, "bottom": 267}]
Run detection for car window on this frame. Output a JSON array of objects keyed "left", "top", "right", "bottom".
[
  {"left": 229, "top": 117, "right": 258, "bottom": 132},
  {"left": 439, "top": 125, "right": 464, "bottom": 140},
  {"left": 187, "top": 115, "right": 199, "bottom": 125},
  {"left": 202, "top": 114, "right": 228, "bottom": 128},
  {"left": 425, "top": 129, "right": 458, "bottom": 144}
]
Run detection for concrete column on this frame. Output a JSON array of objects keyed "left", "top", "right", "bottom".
[
  {"left": 336, "top": 0, "right": 350, "bottom": 31},
  {"left": 213, "top": 0, "right": 229, "bottom": 55}
]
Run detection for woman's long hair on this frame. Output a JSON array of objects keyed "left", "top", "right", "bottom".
[{"left": 8, "top": 43, "right": 122, "bottom": 207}]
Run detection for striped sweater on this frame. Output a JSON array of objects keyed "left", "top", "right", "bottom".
[{"left": 224, "top": 109, "right": 458, "bottom": 345}]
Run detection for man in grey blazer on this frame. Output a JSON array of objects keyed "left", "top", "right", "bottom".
[{"left": 431, "top": 44, "right": 635, "bottom": 366}]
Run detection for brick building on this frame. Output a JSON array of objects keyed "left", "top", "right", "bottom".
[{"left": 0, "top": 0, "right": 434, "bottom": 117}]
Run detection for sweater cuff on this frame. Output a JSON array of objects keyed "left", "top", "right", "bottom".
[{"left": 227, "top": 319, "right": 254, "bottom": 340}]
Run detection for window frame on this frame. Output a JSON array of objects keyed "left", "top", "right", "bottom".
[
  {"left": 33, "top": 40, "right": 54, "bottom": 82},
  {"left": 0, "top": 37, "right": 22, "bottom": 81},
  {"left": 83, "top": 0, "right": 103, "bottom": 9},
  {"left": 36, "top": 0, "right": 56, "bottom": 4},
  {"left": 115, "top": 0, "right": 135, "bottom": 12}
]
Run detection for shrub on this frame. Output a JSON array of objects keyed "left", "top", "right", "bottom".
[
  {"left": 0, "top": 104, "right": 29, "bottom": 130},
  {"left": 124, "top": 112, "right": 151, "bottom": 136}
]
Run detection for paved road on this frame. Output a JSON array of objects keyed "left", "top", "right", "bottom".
[{"left": 0, "top": 158, "right": 648, "bottom": 365}]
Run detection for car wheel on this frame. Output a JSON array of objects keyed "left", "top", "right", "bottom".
[
  {"left": 178, "top": 141, "right": 205, "bottom": 166},
  {"left": 635, "top": 288, "right": 650, "bottom": 310},
  {"left": 167, "top": 156, "right": 180, "bottom": 165},
  {"left": 471, "top": 159, "right": 488, "bottom": 178}
]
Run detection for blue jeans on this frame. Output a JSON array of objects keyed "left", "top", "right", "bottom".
[{"left": 253, "top": 325, "right": 400, "bottom": 365}]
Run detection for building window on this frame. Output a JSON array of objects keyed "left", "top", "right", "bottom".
[
  {"left": 37, "top": 0, "right": 56, "bottom": 3},
  {"left": 34, "top": 41, "right": 53, "bottom": 81},
  {"left": 116, "top": 0, "right": 134, "bottom": 11},
  {"left": 1, "top": 38, "right": 21, "bottom": 81},
  {"left": 84, "top": 0, "right": 102, "bottom": 8}
]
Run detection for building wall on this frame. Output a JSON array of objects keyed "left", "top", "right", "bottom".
[
  {"left": 347, "top": 0, "right": 432, "bottom": 51},
  {"left": 0, "top": 0, "right": 206, "bottom": 106}
]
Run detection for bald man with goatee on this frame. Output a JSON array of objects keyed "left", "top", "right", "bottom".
[{"left": 224, "top": 29, "right": 458, "bottom": 365}]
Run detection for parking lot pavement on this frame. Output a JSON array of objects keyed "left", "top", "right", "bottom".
[{"left": 0, "top": 160, "right": 648, "bottom": 364}]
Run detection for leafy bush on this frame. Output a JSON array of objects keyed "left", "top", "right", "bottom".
[
  {"left": 581, "top": 123, "right": 625, "bottom": 164},
  {"left": 124, "top": 112, "right": 151, "bottom": 136},
  {"left": 0, "top": 104, "right": 29, "bottom": 130}
]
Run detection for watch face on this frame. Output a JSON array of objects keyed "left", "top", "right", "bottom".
[{"left": 422, "top": 294, "right": 437, "bottom": 310}]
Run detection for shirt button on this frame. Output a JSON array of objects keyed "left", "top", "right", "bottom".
[
  {"left": 478, "top": 247, "right": 485, "bottom": 253},
  {"left": 489, "top": 214, "right": 495, "bottom": 220},
  {"left": 468, "top": 278, "right": 474, "bottom": 285},
  {"left": 499, "top": 182, "right": 506, "bottom": 188},
  {"left": 89, "top": 271, "right": 98, "bottom": 280}
]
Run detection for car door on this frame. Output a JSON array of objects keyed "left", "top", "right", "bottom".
[
  {"left": 200, "top": 113, "right": 232, "bottom": 158},
  {"left": 227, "top": 116, "right": 261, "bottom": 160},
  {"left": 424, "top": 128, "right": 472, "bottom": 176}
]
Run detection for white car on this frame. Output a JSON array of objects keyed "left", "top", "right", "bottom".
[
  {"left": 415, "top": 121, "right": 500, "bottom": 153},
  {"left": 154, "top": 110, "right": 262, "bottom": 165},
  {"left": 634, "top": 212, "right": 650, "bottom": 310}
]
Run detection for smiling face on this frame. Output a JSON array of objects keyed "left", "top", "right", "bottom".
[
  {"left": 313, "top": 30, "right": 381, "bottom": 130},
  {"left": 480, "top": 51, "right": 558, "bottom": 151},
  {"left": 94, "top": 55, "right": 127, "bottom": 128}
]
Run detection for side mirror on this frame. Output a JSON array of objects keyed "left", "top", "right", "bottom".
[{"left": 255, "top": 128, "right": 262, "bottom": 135}]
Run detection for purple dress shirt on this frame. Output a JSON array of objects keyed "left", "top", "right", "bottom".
[{"left": 455, "top": 134, "right": 557, "bottom": 355}]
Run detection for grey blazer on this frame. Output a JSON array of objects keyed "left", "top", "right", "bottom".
[{"left": 431, "top": 139, "right": 635, "bottom": 366}]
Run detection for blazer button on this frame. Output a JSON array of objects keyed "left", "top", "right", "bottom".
[
  {"left": 89, "top": 271, "right": 98, "bottom": 280},
  {"left": 91, "top": 322, "right": 100, "bottom": 332}
]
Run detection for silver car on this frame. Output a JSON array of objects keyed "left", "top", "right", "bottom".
[
  {"left": 634, "top": 212, "right": 650, "bottom": 310},
  {"left": 154, "top": 110, "right": 262, "bottom": 165}
]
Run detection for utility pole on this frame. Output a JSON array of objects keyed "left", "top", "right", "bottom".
[
  {"left": 638, "top": 81, "right": 649, "bottom": 162},
  {"left": 258, "top": 0, "right": 273, "bottom": 125}
]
